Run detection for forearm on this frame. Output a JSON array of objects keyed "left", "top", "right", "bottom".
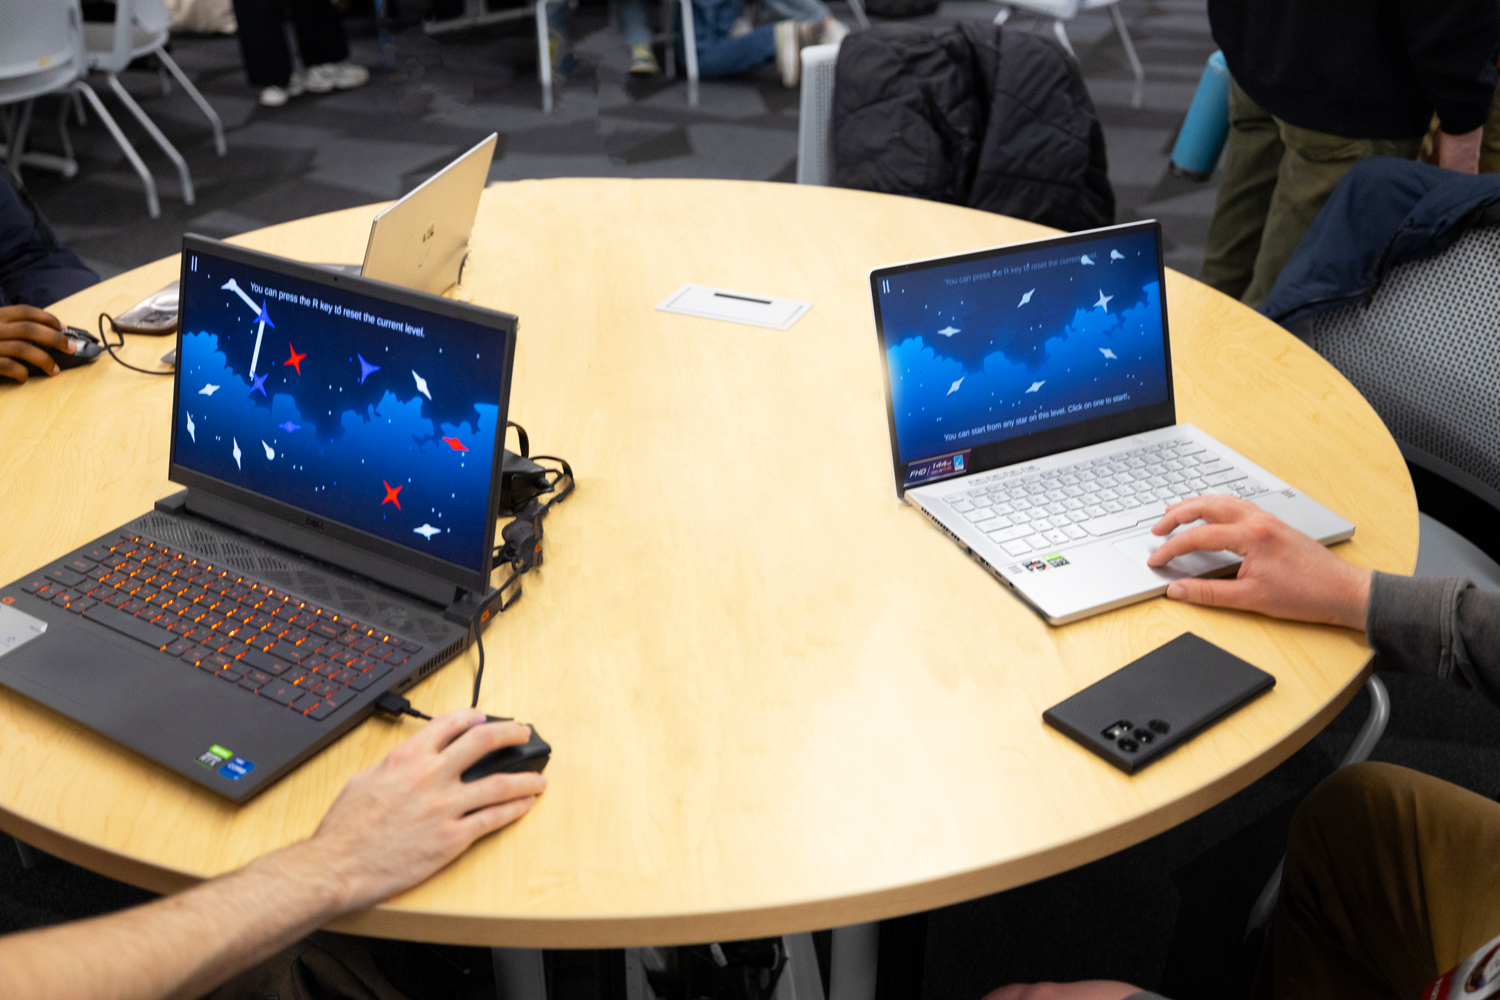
[
  {"left": 1367, "top": 573, "right": 1500, "bottom": 708},
  {"left": 0, "top": 839, "right": 358, "bottom": 1000}
]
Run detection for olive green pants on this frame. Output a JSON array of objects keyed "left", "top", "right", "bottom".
[
  {"left": 1199, "top": 82, "right": 1422, "bottom": 309},
  {"left": 1249, "top": 762, "right": 1500, "bottom": 1000}
]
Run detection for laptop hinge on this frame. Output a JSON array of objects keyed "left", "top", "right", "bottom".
[{"left": 160, "top": 489, "right": 462, "bottom": 607}]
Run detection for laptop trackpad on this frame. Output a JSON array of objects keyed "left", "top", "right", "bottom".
[{"left": 1113, "top": 525, "right": 1242, "bottom": 581}]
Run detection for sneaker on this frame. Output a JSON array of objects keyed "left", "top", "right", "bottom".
[
  {"left": 819, "top": 17, "right": 850, "bottom": 45},
  {"left": 773, "top": 20, "right": 800, "bottom": 87},
  {"left": 258, "top": 73, "right": 305, "bottom": 107},
  {"left": 304, "top": 62, "right": 369, "bottom": 93},
  {"left": 629, "top": 44, "right": 659, "bottom": 75}
]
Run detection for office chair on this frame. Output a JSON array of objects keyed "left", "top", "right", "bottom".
[
  {"left": 990, "top": 0, "right": 1143, "bottom": 109},
  {"left": 1300, "top": 223, "right": 1500, "bottom": 568},
  {"left": 83, "top": 0, "right": 229, "bottom": 208},
  {"left": 795, "top": 43, "right": 839, "bottom": 185},
  {"left": 1247, "top": 222, "right": 1500, "bottom": 936},
  {"left": 0, "top": 0, "right": 164, "bottom": 216}
]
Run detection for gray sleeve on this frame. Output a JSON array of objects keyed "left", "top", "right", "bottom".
[{"left": 1366, "top": 572, "right": 1500, "bottom": 708}]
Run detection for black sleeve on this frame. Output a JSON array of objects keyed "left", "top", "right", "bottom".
[
  {"left": 0, "top": 172, "right": 99, "bottom": 309},
  {"left": 1123, "top": 992, "right": 1172, "bottom": 1000},
  {"left": 1398, "top": 0, "right": 1500, "bottom": 135},
  {"left": 1366, "top": 572, "right": 1500, "bottom": 708}
]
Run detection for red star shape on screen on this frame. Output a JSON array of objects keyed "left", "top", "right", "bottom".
[
  {"left": 381, "top": 481, "right": 402, "bottom": 510},
  {"left": 284, "top": 344, "right": 306, "bottom": 375}
]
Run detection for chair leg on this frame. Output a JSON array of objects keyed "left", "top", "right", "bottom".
[
  {"left": 662, "top": 0, "right": 677, "bottom": 79},
  {"left": 105, "top": 72, "right": 194, "bottom": 205},
  {"left": 57, "top": 96, "right": 77, "bottom": 166},
  {"left": 12, "top": 98, "right": 80, "bottom": 179},
  {"left": 845, "top": 0, "right": 869, "bottom": 30},
  {"left": 1051, "top": 18, "right": 1075, "bottom": 57},
  {"left": 1107, "top": 2, "right": 1143, "bottom": 109},
  {"left": 6, "top": 100, "right": 33, "bottom": 185},
  {"left": 1243, "top": 675, "right": 1390, "bottom": 939},
  {"left": 1338, "top": 674, "right": 1390, "bottom": 767},
  {"left": 73, "top": 81, "right": 161, "bottom": 218},
  {"left": 155, "top": 46, "right": 226, "bottom": 156},
  {"left": 535, "top": 0, "right": 554, "bottom": 113},
  {"left": 677, "top": 0, "right": 698, "bottom": 107}
]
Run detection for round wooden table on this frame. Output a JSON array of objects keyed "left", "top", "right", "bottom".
[{"left": 0, "top": 179, "right": 1417, "bottom": 948}]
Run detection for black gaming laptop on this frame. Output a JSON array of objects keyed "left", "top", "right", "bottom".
[{"left": 0, "top": 235, "right": 516, "bottom": 802}]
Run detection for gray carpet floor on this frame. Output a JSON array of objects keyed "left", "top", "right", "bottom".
[{"left": 16, "top": 0, "right": 1222, "bottom": 282}]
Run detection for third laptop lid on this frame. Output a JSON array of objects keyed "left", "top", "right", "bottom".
[{"left": 360, "top": 133, "right": 499, "bottom": 295}]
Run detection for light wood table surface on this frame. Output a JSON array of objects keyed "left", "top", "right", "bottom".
[{"left": 0, "top": 179, "right": 1417, "bottom": 948}]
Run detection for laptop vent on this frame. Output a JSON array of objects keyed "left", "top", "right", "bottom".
[
  {"left": 396, "top": 636, "right": 468, "bottom": 693},
  {"left": 128, "top": 512, "right": 458, "bottom": 646}
]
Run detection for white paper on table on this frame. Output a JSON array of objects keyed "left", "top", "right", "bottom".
[{"left": 655, "top": 284, "right": 811, "bottom": 330}]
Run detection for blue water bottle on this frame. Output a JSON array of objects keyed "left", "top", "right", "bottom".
[{"left": 1170, "top": 51, "right": 1231, "bottom": 180}]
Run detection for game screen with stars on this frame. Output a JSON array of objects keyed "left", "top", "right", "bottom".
[
  {"left": 877, "top": 227, "right": 1169, "bottom": 465},
  {"left": 173, "top": 250, "right": 507, "bottom": 574}
]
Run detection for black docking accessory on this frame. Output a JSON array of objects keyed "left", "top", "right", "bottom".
[
  {"left": 24, "top": 326, "right": 104, "bottom": 376},
  {"left": 1042, "top": 632, "right": 1275, "bottom": 774}
]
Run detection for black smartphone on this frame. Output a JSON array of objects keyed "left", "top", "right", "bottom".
[{"left": 1043, "top": 633, "right": 1275, "bottom": 774}]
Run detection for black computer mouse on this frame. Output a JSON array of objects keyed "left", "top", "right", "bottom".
[
  {"left": 461, "top": 718, "right": 551, "bottom": 781},
  {"left": 21, "top": 326, "right": 104, "bottom": 376}
]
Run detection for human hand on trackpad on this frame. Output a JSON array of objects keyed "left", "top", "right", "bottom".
[{"left": 1113, "top": 521, "right": 1242, "bottom": 580}]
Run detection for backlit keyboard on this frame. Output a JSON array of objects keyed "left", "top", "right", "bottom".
[
  {"left": 18, "top": 534, "right": 422, "bottom": 722},
  {"left": 941, "top": 438, "right": 1268, "bottom": 559}
]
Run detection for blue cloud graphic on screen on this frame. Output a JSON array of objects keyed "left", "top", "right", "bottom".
[
  {"left": 881, "top": 230, "right": 1169, "bottom": 463},
  {"left": 174, "top": 259, "right": 506, "bottom": 573}
]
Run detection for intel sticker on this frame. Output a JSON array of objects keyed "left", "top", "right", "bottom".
[{"left": 221, "top": 756, "right": 256, "bottom": 781}]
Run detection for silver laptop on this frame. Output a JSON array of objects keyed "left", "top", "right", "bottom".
[
  {"left": 870, "top": 220, "right": 1353, "bottom": 625},
  {"left": 324, "top": 133, "right": 498, "bottom": 295}
]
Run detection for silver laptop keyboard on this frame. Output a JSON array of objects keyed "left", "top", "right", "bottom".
[{"left": 940, "top": 438, "right": 1268, "bottom": 559}]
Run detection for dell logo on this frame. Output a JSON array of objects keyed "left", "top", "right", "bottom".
[{"left": 305, "top": 516, "right": 324, "bottom": 530}]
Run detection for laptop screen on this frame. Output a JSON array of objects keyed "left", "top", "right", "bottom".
[
  {"left": 170, "top": 240, "right": 513, "bottom": 587},
  {"left": 871, "top": 221, "right": 1174, "bottom": 494}
]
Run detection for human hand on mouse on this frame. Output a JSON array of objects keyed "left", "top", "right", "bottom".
[
  {"left": 277, "top": 708, "right": 547, "bottom": 912},
  {"left": 0, "top": 304, "right": 74, "bottom": 383},
  {"left": 1146, "top": 495, "right": 1370, "bottom": 630}
]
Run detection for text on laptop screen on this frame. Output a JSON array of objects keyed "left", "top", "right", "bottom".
[
  {"left": 173, "top": 250, "right": 505, "bottom": 573},
  {"left": 877, "top": 227, "right": 1168, "bottom": 466}
]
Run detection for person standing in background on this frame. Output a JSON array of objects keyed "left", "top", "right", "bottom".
[
  {"left": 231, "top": 0, "right": 371, "bottom": 107},
  {"left": 1199, "top": 0, "right": 1499, "bottom": 309}
]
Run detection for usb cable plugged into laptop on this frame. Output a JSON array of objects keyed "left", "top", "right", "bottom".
[{"left": 374, "top": 691, "right": 432, "bottom": 721}]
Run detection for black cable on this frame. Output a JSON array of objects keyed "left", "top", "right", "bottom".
[
  {"left": 98, "top": 313, "right": 173, "bottom": 376},
  {"left": 507, "top": 420, "right": 529, "bottom": 457},
  {"left": 471, "top": 629, "right": 484, "bottom": 709}
]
